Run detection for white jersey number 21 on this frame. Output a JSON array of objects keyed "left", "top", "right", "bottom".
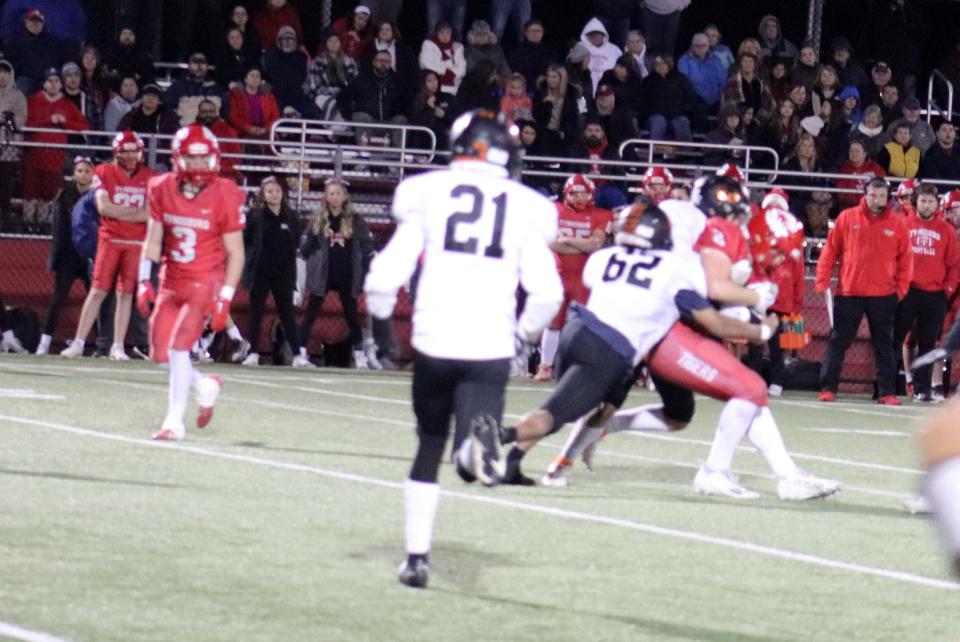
[{"left": 443, "top": 185, "right": 506, "bottom": 259}]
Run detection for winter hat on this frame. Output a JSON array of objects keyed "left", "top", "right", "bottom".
[
  {"left": 800, "top": 115, "right": 825, "bottom": 137},
  {"left": 903, "top": 97, "right": 922, "bottom": 110},
  {"left": 61, "top": 61, "right": 81, "bottom": 76},
  {"left": 277, "top": 26, "right": 297, "bottom": 41},
  {"left": 0, "top": 60, "right": 13, "bottom": 74},
  {"left": 830, "top": 37, "right": 853, "bottom": 54},
  {"left": 838, "top": 86, "right": 860, "bottom": 103},
  {"left": 567, "top": 42, "right": 591, "bottom": 65}
]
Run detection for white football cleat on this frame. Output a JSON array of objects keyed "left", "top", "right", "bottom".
[
  {"left": 109, "top": 345, "right": 130, "bottom": 361},
  {"left": 194, "top": 375, "right": 223, "bottom": 428},
  {"left": 693, "top": 466, "right": 760, "bottom": 499},
  {"left": 1, "top": 331, "right": 25, "bottom": 353},
  {"left": 230, "top": 338, "right": 251, "bottom": 363},
  {"left": 541, "top": 459, "right": 571, "bottom": 487},
  {"left": 241, "top": 353, "right": 259, "bottom": 367},
  {"left": 776, "top": 469, "right": 841, "bottom": 501},
  {"left": 353, "top": 349, "right": 369, "bottom": 369},
  {"left": 903, "top": 495, "right": 931, "bottom": 514},
  {"left": 152, "top": 419, "right": 186, "bottom": 441},
  {"left": 291, "top": 354, "right": 315, "bottom": 368},
  {"left": 767, "top": 384, "right": 783, "bottom": 397},
  {"left": 60, "top": 340, "right": 84, "bottom": 359}
]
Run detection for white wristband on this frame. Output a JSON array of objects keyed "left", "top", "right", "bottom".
[
  {"left": 219, "top": 285, "right": 236, "bottom": 301},
  {"left": 138, "top": 259, "right": 154, "bottom": 282},
  {"left": 760, "top": 324, "right": 773, "bottom": 342}
]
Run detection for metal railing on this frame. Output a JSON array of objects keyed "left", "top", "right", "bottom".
[
  {"left": 618, "top": 138, "right": 780, "bottom": 185},
  {"left": 927, "top": 69, "right": 954, "bottom": 123}
]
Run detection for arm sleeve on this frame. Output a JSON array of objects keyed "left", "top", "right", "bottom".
[
  {"left": 896, "top": 223, "right": 914, "bottom": 300},
  {"left": 517, "top": 232, "right": 564, "bottom": 342},
  {"left": 147, "top": 177, "right": 164, "bottom": 223},
  {"left": 675, "top": 289, "right": 712, "bottom": 319},
  {"left": 945, "top": 231, "right": 960, "bottom": 297}
]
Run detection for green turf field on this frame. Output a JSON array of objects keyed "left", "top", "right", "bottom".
[{"left": 0, "top": 355, "right": 956, "bottom": 642}]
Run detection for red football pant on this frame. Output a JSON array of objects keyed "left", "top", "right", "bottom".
[
  {"left": 549, "top": 276, "right": 590, "bottom": 330},
  {"left": 648, "top": 322, "right": 768, "bottom": 407},
  {"left": 149, "top": 281, "right": 217, "bottom": 364},
  {"left": 92, "top": 241, "right": 141, "bottom": 293}
]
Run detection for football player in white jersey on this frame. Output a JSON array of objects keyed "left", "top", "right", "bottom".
[
  {"left": 497, "top": 200, "right": 778, "bottom": 465},
  {"left": 363, "top": 110, "right": 563, "bottom": 589}
]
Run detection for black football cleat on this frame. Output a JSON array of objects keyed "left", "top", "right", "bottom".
[
  {"left": 398, "top": 557, "right": 429, "bottom": 589},
  {"left": 501, "top": 460, "right": 536, "bottom": 486},
  {"left": 467, "top": 415, "right": 506, "bottom": 487}
]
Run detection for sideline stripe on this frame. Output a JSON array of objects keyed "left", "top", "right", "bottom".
[
  {"left": 0, "top": 620, "right": 73, "bottom": 642},
  {"left": 1, "top": 412, "right": 956, "bottom": 593}
]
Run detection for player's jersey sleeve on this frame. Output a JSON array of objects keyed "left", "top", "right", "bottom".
[
  {"left": 591, "top": 208, "right": 614, "bottom": 237},
  {"left": 659, "top": 199, "right": 705, "bottom": 255},
  {"left": 365, "top": 176, "right": 427, "bottom": 300},
  {"left": 148, "top": 174, "right": 167, "bottom": 223},
  {"left": 672, "top": 260, "right": 711, "bottom": 318},
  {"left": 216, "top": 181, "right": 246, "bottom": 234},
  {"left": 92, "top": 164, "right": 108, "bottom": 195},
  {"left": 391, "top": 177, "right": 422, "bottom": 225},
  {"left": 581, "top": 247, "right": 606, "bottom": 290},
  {"left": 517, "top": 194, "right": 564, "bottom": 341}
]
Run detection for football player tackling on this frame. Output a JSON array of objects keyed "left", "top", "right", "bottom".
[{"left": 138, "top": 125, "right": 246, "bottom": 441}]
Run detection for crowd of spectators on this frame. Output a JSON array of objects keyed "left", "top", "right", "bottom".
[{"left": 0, "top": 2, "right": 958, "bottom": 241}]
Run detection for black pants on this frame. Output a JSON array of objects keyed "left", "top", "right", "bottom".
[
  {"left": 248, "top": 275, "right": 300, "bottom": 355},
  {"left": 43, "top": 259, "right": 89, "bottom": 335},
  {"left": 409, "top": 352, "right": 511, "bottom": 483},
  {"left": 820, "top": 294, "right": 898, "bottom": 395},
  {"left": 300, "top": 283, "right": 362, "bottom": 350},
  {"left": 894, "top": 287, "right": 948, "bottom": 395},
  {"left": 542, "top": 318, "right": 634, "bottom": 433},
  {"left": 746, "top": 321, "right": 785, "bottom": 387}
]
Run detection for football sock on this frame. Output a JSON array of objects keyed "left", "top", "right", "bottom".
[
  {"left": 926, "top": 458, "right": 960, "bottom": 564},
  {"left": 501, "top": 427, "right": 518, "bottom": 444},
  {"left": 71, "top": 338, "right": 85, "bottom": 349},
  {"left": 605, "top": 404, "right": 670, "bottom": 432},
  {"left": 747, "top": 407, "right": 799, "bottom": 478},
  {"left": 704, "top": 398, "right": 759, "bottom": 472},
  {"left": 37, "top": 334, "right": 52, "bottom": 353},
  {"left": 558, "top": 419, "right": 604, "bottom": 461},
  {"left": 404, "top": 478, "right": 440, "bottom": 555},
  {"left": 299, "top": 346, "right": 308, "bottom": 358},
  {"left": 111, "top": 342, "right": 124, "bottom": 352},
  {"left": 507, "top": 447, "right": 526, "bottom": 464},
  {"left": 904, "top": 371, "right": 913, "bottom": 384},
  {"left": 540, "top": 329, "right": 559, "bottom": 369},
  {"left": 227, "top": 325, "right": 243, "bottom": 341},
  {"left": 166, "top": 349, "right": 194, "bottom": 425}
]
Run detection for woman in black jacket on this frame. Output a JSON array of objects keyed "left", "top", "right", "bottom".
[
  {"left": 638, "top": 55, "right": 695, "bottom": 143},
  {"left": 298, "top": 179, "right": 375, "bottom": 369},
  {"left": 216, "top": 26, "right": 263, "bottom": 89},
  {"left": 408, "top": 70, "right": 450, "bottom": 150},
  {"left": 241, "top": 176, "right": 308, "bottom": 367},
  {"left": 532, "top": 64, "right": 582, "bottom": 156},
  {"left": 36, "top": 157, "right": 95, "bottom": 355}
]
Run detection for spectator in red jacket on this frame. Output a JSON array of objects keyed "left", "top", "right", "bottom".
[
  {"left": 254, "top": 0, "right": 303, "bottom": 51},
  {"left": 332, "top": 5, "right": 374, "bottom": 61},
  {"left": 836, "top": 138, "right": 885, "bottom": 208},
  {"left": 195, "top": 98, "right": 243, "bottom": 183},
  {"left": 815, "top": 177, "right": 913, "bottom": 403},
  {"left": 895, "top": 182, "right": 960, "bottom": 401},
  {"left": 228, "top": 66, "right": 281, "bottom": 140},
  {"left": 23, "top": 67, "right": 88, "bottom": 228}
]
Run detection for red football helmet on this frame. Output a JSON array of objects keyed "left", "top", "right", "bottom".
[
  {"left": 748, "top": 207, "right": 804, "bottom": 270},
  {"left": 172, "top": 124, "right": 221, "bottom": 188},
  {"left": 642, "top": 166, "right": 674, "bottom": 203},
  {"left": 716, "top": 163, "right": 746, "bottom": 183},
  {"left": 895, "top": 178, "right": 917, "bottom": 200},
  {"left": 761, "top": 187, "right": 789, "bottom": 212},
  {"left": 563, "top": 174, "right": 596, "bottom": 211},
  {"left": 112, "top": 130, "right": 144, "bottom": 173},
  {"left": 944, "top": 190, "right": 960, "bottom": 227}
]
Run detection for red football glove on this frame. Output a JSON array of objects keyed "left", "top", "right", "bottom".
[
  {"left": 136, "top": 280, "right": 155, "bottom": 317},
  {"left": 211, "top": 285, "right": 235, "bottom": 332}
]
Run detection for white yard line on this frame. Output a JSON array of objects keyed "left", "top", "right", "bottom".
[
  {"left": 0, "top": 362, "right": 927, "bottom": 476},
  {"left": 0, "top": 412, "right": 955, "bottom": 593},
  {"left": 804, "top": 428, "right": 910, "bottom": 437},
  {"left": 0, "top": 620, "right": 73, "bottom": 642},
  {"left": 0, "top": 389, "right": 64, "bottom": 400}
]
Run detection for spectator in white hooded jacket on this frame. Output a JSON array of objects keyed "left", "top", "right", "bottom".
[{"left": 579, "top": 17, "right": 620, "bottom": 99}]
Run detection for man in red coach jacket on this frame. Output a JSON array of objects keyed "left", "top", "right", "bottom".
[
  {"left": 816, "top": 176, "right": 913, "bottom": 404},
  {"left": 895, "top": 182, "right": 960, "bottom": 401}
]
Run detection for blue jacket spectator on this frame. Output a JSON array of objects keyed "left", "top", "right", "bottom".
[
  {"left": 163, "top": 53, "right": 226, "bottom": 126},
  {"left": 0, "top": 1, "right": 85, "bottom": 45},
  {"left": 677, "top": 32, "right": 725, "bottom": 108}
]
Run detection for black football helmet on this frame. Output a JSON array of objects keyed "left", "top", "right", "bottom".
[
  {"left": 691, "top": 175, "right": 751, "bottom": 219},
  {"left": 615, "top": 197, "right": 673, "bottom": 251},
  {"left": 449, "top": 109, "right": 522, "bottom": 179}
]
